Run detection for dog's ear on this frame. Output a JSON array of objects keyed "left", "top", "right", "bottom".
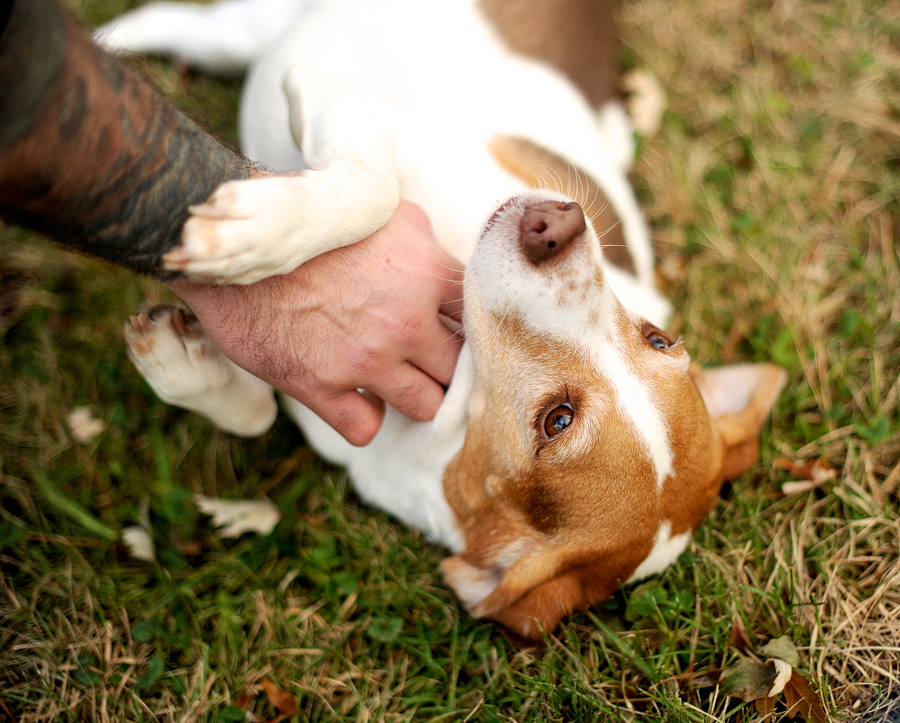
[
  {"left": 441, "top": 537, "right": 581, "bottom": 640},
  {"left": 442, "top": 541, "right": 632, "bottom": 640},
  {"left": 691, "top": 363, "right": 787, "bottom": 480}
]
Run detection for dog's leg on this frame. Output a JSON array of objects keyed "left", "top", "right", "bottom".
[
  {"left": 124, "top": 305, "right": 277, "bottom": 437},
  {"left": 94, "top": 0, "right": 307, "bottom": 75},
  {"left": 162, "top": 67, "right": 401, "bottom": 284}
]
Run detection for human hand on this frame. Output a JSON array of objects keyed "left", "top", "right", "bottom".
[{"left": 167, "top": 201, "right": 465, "bottom": 446}]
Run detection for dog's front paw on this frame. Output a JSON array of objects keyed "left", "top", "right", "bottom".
[
  {"left": 164, "top": 166, "right": 398, "bottom": 285},
  {"left": 164, "top": 175, "right": 308, "bottom": 284},
  {"left": 124, "top": 305, "right": 232, "bottom": 401}
]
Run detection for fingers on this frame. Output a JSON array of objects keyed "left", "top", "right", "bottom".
[
  {"left": 306, "top": 388, "right": 386, "bottom": 447},
  {"left": 396, "top": 199, "right": 432, "bottom": 233},
  {"left": 302, "top": 366, "right": 446, "bottom": 446},
  {"left": 407, "top": 317, "right": 463, "bottom": 390},
  {"left": 363, "top": 361, "right": 448, "bottom": 423},
  {"left": 397, "top": 200, "right": 465, "bottom": 323}
]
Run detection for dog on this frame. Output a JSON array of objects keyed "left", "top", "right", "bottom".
[{"left": 99, "top": 0, "right": 787, "bottom": 640}]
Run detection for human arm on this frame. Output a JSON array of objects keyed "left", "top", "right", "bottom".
[{"left": 0, "top": 0, "right": 253, "bottom": 275}]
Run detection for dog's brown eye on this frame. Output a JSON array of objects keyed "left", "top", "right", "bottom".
[
  {"left": 642, "top": 323, "right": 675, "bottom": 350},
  {"left": 544, "top": 403, "right": 574, "bottom": 437}
]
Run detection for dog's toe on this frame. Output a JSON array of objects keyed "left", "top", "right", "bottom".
[{"left": 124, "top": 305, "right": 231, "bottom": 402}]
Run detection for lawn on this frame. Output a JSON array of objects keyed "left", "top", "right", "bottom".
[{"left": 1, "top": 0, "right": 898, "bottom": 720}]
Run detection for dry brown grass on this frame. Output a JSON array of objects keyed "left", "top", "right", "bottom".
[{"left": 621, "top": 0, "right": 900, "bottom": 714}]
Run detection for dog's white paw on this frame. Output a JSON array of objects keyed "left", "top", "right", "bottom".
[
  {"left": 164, "top": 165, "right": 398, "bottom": 285},
  {"left": 124, "top": 305, "right": 277, "bottom": 436},
  {"left": 125, "top": 305, "right": 232, "bottom": 401}
]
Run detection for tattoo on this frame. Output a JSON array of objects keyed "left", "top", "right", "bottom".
[{"left": 0, "top": 0, "right": 254, "bottom": 277}]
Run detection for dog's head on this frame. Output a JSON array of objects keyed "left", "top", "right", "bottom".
[{"left": 441, "top": 192, "right": 786, "bottom": 640}]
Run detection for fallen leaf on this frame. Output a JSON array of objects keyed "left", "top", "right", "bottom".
[
  {"left": 67, "top": 406, "right": 106, "bottom": 444},
  {"left": 755, "top": 695, "right": 776, "bottom": 721},
  {"left": 768, "top": 658, "right": 793, "bottom": 697},
  {"left": 262, "top": 678, "right": 298, "bottom": 716},
  {"left": 760, "top": 635, "right": 802, "bottom": 667},
  {"left": 720, "top": 658, "right": 777, "bottom": 701},
  {"left": 121, "top": 526, "right": 156, "bottom": 562},
  {"left": 783, "top": 672, "right": 828, "bottom": 723},
  {"left": 774, "top": 456, "right": 836, "bottom": 495},
  {"left": 194, "top": 495, "right": 281, "bottom": 538},
  {"left": 233, "top": 692, "right": 264, "bottom": 723}
]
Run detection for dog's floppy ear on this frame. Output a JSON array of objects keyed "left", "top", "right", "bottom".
[
  {"left": 691, "top": 363, "right": 787, "bottom": 480},
  {"left": 438, "top": 491, "right": 573, "bottom": 640},
  {"left": 441, "top": 537, "right": 579, "bottom": 640}
]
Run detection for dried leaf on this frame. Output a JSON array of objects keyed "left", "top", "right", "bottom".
[
  {"left": 755, "top": 695, "right": 776, "bottom": 721},
  {"left": 623, "top": 69, "right": 666, "bottom": 137},
  {"left": 194, "top": 495, "right": 281, "bottom": 538},
  {"left": 774, "top": 456, "right": 836, "bottom": 495},
  {"left": 121, "top": 526, "right": 156, "bottom": 562},
  {"left": 760, "top": 635, "right": 802, "bottom": 667},
  {"left": 262, "top": 678, "right": 298, "bottom": 716},
  {"left": 67, "top": 406, "right": 106, "bottom": 443},
  {"left": 783, "top": 672, "right": 828, "bottom": 723},
  {"left": 720, "top": 658, "right": 777, "bottom": 701},
  {"left": 768, "top": 659, "right": 793, "bottom": 697}
]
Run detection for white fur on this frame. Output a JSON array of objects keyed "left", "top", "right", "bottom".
[
  {"left": 466, "top": 192, "right": 675, "bottom": 487},
  {"left": 95, "top": 0, "right": 309, "bottom": 75},
  {"left": 626, "top": 521, "right": 692, "bottom": 583}
]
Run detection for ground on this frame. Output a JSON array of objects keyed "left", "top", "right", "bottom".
[{"left": 1, "top": 0, "right": 898, "bottom": 720}]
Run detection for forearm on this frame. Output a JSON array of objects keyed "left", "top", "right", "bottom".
[{"left": 0, "top": 0, "right": 254, "bottom": 277}]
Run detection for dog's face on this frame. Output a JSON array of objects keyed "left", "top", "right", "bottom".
[{"left": 441, "top": 192, "right": 785, "bottom": 640}]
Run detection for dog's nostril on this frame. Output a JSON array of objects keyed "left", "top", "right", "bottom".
[{"left": 519, "top": 201, "right": 586, "bottom": 264}]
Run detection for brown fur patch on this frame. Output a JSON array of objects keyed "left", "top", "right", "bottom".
[{"left": 478, "top": 0, "right": 620, "bottom": 110}]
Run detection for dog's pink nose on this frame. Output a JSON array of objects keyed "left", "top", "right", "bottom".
[{"left": 519, "top": 201, "right": 586, "bottom": 264}]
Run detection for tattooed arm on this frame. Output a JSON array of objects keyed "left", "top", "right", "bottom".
[{"left": 0, "top": 0, "right": 252, "bottom": 276}]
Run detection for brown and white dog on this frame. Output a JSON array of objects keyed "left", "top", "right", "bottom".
[{"left": 99, "top": 0, "right": 786, "bottom": 640}]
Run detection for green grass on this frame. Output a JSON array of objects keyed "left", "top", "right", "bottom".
[{"left": 2, "top": 0, "right": 899, "bottom": 720}]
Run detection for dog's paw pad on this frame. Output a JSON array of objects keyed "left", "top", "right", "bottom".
[{"left": 124, "top": 305, "right": 230, "bottom": 401}]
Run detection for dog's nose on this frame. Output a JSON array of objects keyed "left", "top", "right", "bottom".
[{"left": 519, "top": 201, "right": 586, "bottom": 264}]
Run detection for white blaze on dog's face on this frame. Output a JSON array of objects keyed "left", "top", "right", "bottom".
[{"left": 441, "top": 192, "right": 786, "bottom": 640}]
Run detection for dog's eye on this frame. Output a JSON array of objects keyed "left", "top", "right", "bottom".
[
  {"left": 648, "top": 332, "right": 670, "bottom": 349},
  {"left": 642, "top": 323, "right": 676, "bottom": 350},
  {"left": 544, "top": 403, "right": 574, "bottom": 437}
]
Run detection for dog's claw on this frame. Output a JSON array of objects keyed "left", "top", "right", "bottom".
[
  {"left": 129, "top": 311, "right": 151, "bottom": 334},
  {"left": 171, "top": 307, "right": 188, "bottom": 336},
  {"left": 188, "top": 202, "right": 232, "bottom": 220}
]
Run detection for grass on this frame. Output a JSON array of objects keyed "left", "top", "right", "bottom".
[{"left": 1, "top": 0, "right": 898, "bottom": 720}]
